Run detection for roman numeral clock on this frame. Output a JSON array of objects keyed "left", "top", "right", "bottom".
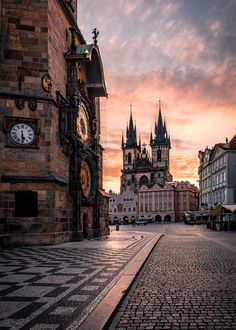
[{"left": 3, "top": 117, "right": 40, "bottom": 148}]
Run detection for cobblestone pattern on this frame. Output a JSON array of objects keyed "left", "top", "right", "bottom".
[
  {"left": 108, "top": 236, "right": 236, "bottom": 330},
  {"left": 0, "top": 237, "right": 149, "bottom": 330}
]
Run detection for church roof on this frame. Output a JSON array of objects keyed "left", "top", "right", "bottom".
[
  {"left": 150, "top": 101, "right": 171, "bottom": 147},
  {"left": 65, "top": 43, "right": 107, "bottom": 97},
  {"left": 125, "top": 108, "right": 138, "bottom": 148}
]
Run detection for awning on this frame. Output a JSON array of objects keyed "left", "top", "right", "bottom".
[{"left": 210, "top": 204, "right": 236, "bottom": 216}]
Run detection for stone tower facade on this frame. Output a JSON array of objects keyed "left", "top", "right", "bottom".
[
  {"left": 0, "top": 0, "right": 109, "bottom": 246},
  {"left": 150, "top": 101, "right": 172, "bottom": 183}
]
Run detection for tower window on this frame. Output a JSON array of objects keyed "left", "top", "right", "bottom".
[
  {"left": 140, "top": 175, "right": 148, "bottom": 187},
  {"left": 128, "top": 152, "right": 132, "bottom": 164},
  {"left": 15, "top": 191, "right": 38, "bottom": 217},
  {"left": 157, "top": 149, "right": 161, "bottom": 161}
]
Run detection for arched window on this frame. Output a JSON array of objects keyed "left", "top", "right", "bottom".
[
  {"left": 128, "top": 152, "right": 132, "bottom": 164},
  {"left": 157, "top": 149, "right": 161, "bottom": 161},
  {"left": 140, "top": 175, "right": 148, "bottom": 187}
]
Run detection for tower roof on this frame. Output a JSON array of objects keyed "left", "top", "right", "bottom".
[
  {"left": 125, "top": 105, "right": 137, "bottom": 147},
  {"left": 152, "top": 100, "right": 170, "bottom": 146}
]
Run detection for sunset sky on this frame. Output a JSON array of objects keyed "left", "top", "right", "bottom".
[{"left": 78, "top": 0, "right": 236, "bottom": 193}]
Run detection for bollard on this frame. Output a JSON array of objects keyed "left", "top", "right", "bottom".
[{"left": 116, "top": 224, "right": 119, "bottom": 231}]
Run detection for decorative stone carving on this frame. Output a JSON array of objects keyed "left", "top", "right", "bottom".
[
  {"left": 28, "top": 98, "right": 37, "bottom": 111},
  {"left": 15, "top": 97, "right": 25, "bottom": 110}
]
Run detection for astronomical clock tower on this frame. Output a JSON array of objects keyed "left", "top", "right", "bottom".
[{"left": 0, "top": 0, "right": 108, "bottom": 246}]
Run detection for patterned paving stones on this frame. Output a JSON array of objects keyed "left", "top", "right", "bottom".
[{"left": 0, "top": 230, "right": 155, "bottom": 329}]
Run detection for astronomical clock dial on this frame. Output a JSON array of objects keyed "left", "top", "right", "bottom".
[
  {"left": 80, "top": 161, "right": 91, "bottom": 198},
  {"left": 77, "top": 103, "right": 89, "bottom": 143},
  {"left": 10, "top": 123, "right": 35, "bottom": 145},
  {"left": 141, "top": 152, "right": 147, "bottom": 159}
]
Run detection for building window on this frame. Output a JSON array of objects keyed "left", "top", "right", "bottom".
[
  {"left": 133, "top": 207, "right": 136, "bottom": 211},
  {"left": 157, "top": 149, "right": 161, "bottom": 161},
  {"left": 15, "top": 191, "right": 38, "bottom": 217},
  {"left": 128, "top": 152, "right": 132, "bottom": 164},
  {"left": 140, "top": 175, "right": 148, "bottom": 187}
]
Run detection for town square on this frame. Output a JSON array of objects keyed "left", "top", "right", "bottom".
[{"left": 0, "top": 0, "right": 235, "bottom": 329}]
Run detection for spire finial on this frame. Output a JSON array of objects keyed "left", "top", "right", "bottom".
[
  {"left": 92, "top": 28, "right": 99, "bottom": 44},
  {"left": 159, "top": 98, "right": 161, "bottom": 112}
]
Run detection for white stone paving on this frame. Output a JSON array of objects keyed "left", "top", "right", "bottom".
[{"left": 6, "top": 285, "right": 55, "bottom": 297}]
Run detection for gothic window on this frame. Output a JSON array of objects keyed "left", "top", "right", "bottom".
[
  {"left": 127, "top": 180, "right": 131, "bottom": 185},
  {"left": 140, "top": 175, "right": 148, "bottom": 187},
  {"left": 132, "top": 174, "right": 135, "bottom": 183},
  {"left": 157, "top": 149, "right": 161, "bottom": 161},
  {"left": 128, "top": 152, "right": 132, "bottom": 164}
]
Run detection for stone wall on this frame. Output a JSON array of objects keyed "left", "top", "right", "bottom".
[{"left": 0, "top": 0, "right": 73, "bottom": 247}]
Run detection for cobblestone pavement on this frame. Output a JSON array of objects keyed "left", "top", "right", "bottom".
[
  {"left": 108, "top": 225, "right": 236, "bottom": 330},
  {"left": 0, "top": 230, "right": 157, "bottom": 330}
]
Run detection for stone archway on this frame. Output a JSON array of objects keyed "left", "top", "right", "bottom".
[
  {"left": 140, "top": 175, "right": 148, "bottom": 187},
  {"left": 83, "top": 213, "right": 89, "bottom": 238},
  {"left": 155, "top": 215, "right": 162, "bottom": 223},
  {"left": 164, "top": 215, "right": 171, "bottom": 223},
  {"left": 123, "top": 215, "right": 129, "bottom": 224}
]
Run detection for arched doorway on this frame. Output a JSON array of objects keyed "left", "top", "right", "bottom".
[
  {"left": 83, "top": 213, "right": 89, "bottom": 238},
  {"left": 155, "top": 215, "right": 162, "bottom": 223},
  {"left": 164, "top": 215, "right": 171, "bottom": 223},
  {"left": 140, "top": 175, "right": 148, "bottom": 187},
  {"left": 123, "top": 215, "right": 129, "bottom": 224}
]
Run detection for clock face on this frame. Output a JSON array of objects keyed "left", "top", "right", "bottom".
[
  {"left": 80, "top": 161, "right": 91, "bottom": 198},
  {"left": 141, "top": 152, "right": 147, "bottom": 159},
  {"left": 10, "top": 123, "right": 35, "bottom": 145},
  {"left": 77, "top": 103, "right": 89, "bottom": 143}
]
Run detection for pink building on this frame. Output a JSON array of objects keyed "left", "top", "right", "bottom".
[{"left": 138, "top": 181, "right": 199, "bottom": 222}]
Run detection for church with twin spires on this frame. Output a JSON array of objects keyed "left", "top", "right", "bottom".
[
  {"left": 120, "top": 101, "right": 173, "bottom": 192},
  {"left": 109, "top": 101, "right": 199, "bottom": 224}
]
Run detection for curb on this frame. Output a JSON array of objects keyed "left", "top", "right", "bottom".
[{"left": 78, "top": 234, "right": 164, "bottom": 330}]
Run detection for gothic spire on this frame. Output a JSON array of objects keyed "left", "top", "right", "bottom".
[
  {"left": 139, "top": 135, "right": 141, "bottom": 149},
  {"left": 121, "top": 131, "right": 124, "bottom": 149},
  {"left": 153, "top": 100, "right": 169, "bottom": 146},
  {"left": 150, "top": 130, "right": 153, "bottom": 146},
  {"left": 126, "top": 104, "right": 137, "bottom": 147}
]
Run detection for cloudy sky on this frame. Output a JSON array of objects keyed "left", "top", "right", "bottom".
[{"left": 78, "top": 0, "right": 236, "bottom": 193}]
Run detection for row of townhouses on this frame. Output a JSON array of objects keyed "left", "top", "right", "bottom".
[{"left": 198, "top": 135, "right": 236, "bottom": 209}]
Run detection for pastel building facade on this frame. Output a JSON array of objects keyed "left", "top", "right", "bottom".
[
  {"left": 109, "top": 188, "right": 138, "bottom": 224},
  {"left": 198, "top": 135, "right": 236, "bottom": 209}
]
